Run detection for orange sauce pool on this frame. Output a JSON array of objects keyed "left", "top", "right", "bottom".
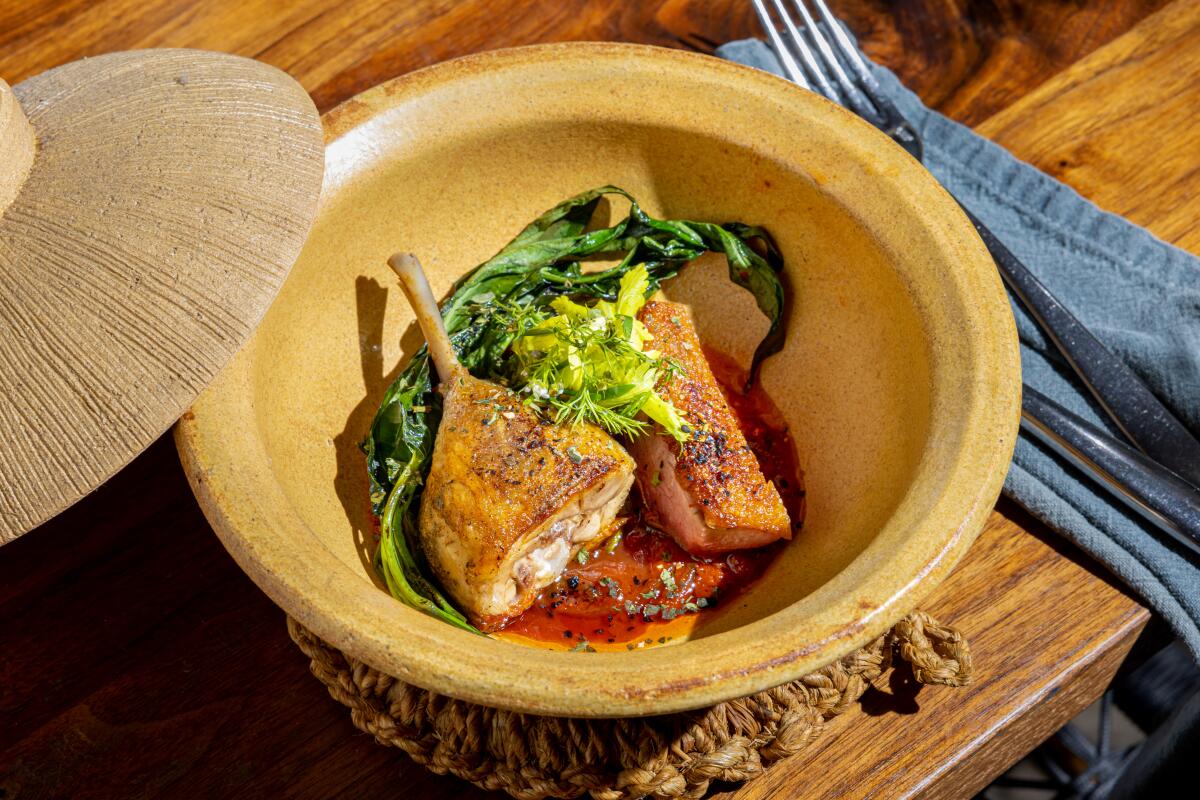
[{"left": 496, "top": 348, "right": 805, "bottom": 651}]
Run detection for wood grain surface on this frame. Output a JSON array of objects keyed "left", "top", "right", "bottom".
[
  {"left": 0, "top": 0, "right": 1170, "bottom": 121},
  {"left": 1, "top": 0, "right": 1189, "bottom": 798},
  {"left": 978, "top": 0, "right": 1200, "bottom": 253},
  {"left": 0, "top": 50, "right": 324, "bottom": 543},
  {"left": 0, "top": 79, "right": 34, "bottom": 213}
]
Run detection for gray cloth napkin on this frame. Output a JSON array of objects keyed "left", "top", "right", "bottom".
[{"left": 719, "top": 39, "right": 1200, "bottom": 659}]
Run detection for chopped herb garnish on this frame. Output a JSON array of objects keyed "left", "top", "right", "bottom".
[
  {"left": 508, "top": 265, "right": 691, "bottom": 441},
  {"left": 576, "top": 548, "right": 590, "bottom": 565},
  {"left": 570, "top": 639, "right": 596, "bottom": 653},
  {"left": 566, "top": 445, "right": 583, "bottom": 464},
  {"left": 660, "top": 566, "right": 677, "bottom": 592}
]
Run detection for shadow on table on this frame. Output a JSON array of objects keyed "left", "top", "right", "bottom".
[{"left": 860, "top": 659, "right": 925, "bottom": 716}]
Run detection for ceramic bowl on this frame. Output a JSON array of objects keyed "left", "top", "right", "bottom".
[{"left": 176, "top": 43, "right": 1020, "bottom": 717}]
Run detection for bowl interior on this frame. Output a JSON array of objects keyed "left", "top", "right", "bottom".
[
  {"left": 258, "top": 125, "right": 934, "bottom": 635},
  {"left": 180, "top": 43, "right": 1017, "bottom": 716}
]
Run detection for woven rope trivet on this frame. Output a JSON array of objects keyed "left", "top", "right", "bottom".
[{"left": 289, "top": 611, "right": 972, "bottom": 800}]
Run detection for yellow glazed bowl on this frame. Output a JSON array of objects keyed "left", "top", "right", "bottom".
[{"left": 176, "top": 43, "right": 1019, "bottom": 717}]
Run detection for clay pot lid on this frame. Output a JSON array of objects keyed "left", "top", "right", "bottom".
[{"left": 0, "top": 49, "right": 324, "bottom": 543}]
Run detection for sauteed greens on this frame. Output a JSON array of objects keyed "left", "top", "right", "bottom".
[{"left": 363, "top": 186, "right": 786, "bottom": 631}]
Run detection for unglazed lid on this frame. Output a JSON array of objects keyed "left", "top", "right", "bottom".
[{"left": 0, "top": 50, "right": 324, "bottom": 543}]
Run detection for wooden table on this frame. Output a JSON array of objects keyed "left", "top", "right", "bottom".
[{"left": 3, "top": 1, "right": 1195, "bottom": 797}]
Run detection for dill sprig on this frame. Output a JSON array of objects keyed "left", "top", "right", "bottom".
[{"left": 506, "top": 265, "right": 689, "bottom": 440}]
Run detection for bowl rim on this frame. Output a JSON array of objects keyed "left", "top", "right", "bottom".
[{"left": 176, "top": 41, "right": 1021, "bottom": 717}]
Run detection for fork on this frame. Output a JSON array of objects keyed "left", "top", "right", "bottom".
[{"left": 752, "top": 0, "right": 1200, "bottom": 553}]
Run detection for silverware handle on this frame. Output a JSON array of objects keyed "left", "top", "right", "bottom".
[
  {"left": 1021, "top": 385, "right": 1200, "bottom": 557},
  {"left": 962, "top": 204, "right": 1200, "bottom": 490}
]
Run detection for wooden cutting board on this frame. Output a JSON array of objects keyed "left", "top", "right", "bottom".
[{"left": 1, "top": 1, "right": 1192, "bottom": 798}]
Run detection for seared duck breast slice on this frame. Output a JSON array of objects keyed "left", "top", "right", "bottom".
[{"left": 629, "top": 301, "right": 791, "bottom": 554}]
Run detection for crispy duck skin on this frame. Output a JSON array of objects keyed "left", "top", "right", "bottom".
[
  {"left": 388, "top": 254, "right": 634, "bottom": 628},
  {"left": 421, "top": 373, "right": 633, "bottom": 627},
  {"left": 629, "top": 301, "right": 791, "bottom": 554}
]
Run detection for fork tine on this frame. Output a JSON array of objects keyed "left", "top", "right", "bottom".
[
  {"left": 755, "top": 0, "right": 924, "bottom": 161},
  {"left": 750, "top": 0, "right": 811, "bottom": 89},
  {"left": 810, "top": 0, "right": 883, "bottom": 93},
  {"left": 806, "top": 0, "right": 923, "bottom": 160},
  {"left": 788, "top": 0, "right": 876, "bottom": 120},
  {"left": 766, "top": 0, "right": 840, "bottom": 101}
]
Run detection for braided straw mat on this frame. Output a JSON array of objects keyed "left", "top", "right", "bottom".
[{"left": 289, "top": 611, "right": 972, "bottom": 800}]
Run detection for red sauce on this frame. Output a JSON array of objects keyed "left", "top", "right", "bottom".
[
  {"left": 498, "top": 349, "right": 805, "bottom": 650},
  {"left": 704, "top": 348, "right": 807, "bottom": 526}
]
